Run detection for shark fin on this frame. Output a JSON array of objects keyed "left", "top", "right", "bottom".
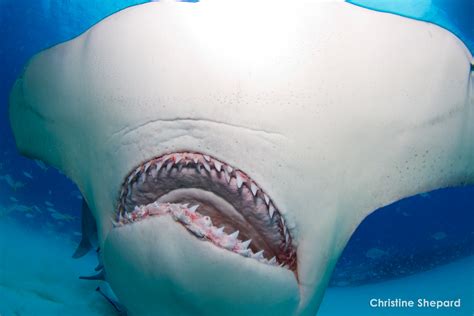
[
  {"left": 72, "top": 235, "right": 92, "bottom": 258},
  {"left": 96, "top": 286, "right": 128, "bottom": 315},
  {"left": 72, "top": 197, "right": 98, "bottom": 258},
  {"left": 79, "top": 269, "right": 105, "bottom": 281}
]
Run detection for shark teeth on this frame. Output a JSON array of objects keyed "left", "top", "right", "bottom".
[
  {"left": 269, "top": 256, "right": 277, "bottom": 265},
  {"left": 203, "top": 161, "right": 211, "bottom": 172},
  {"left": 118, "top": 152, "right": 295, "bottom": 270},
  {"left": 250, "top": 182, "right": 258, "bottom": 196},
  {"left": 139, "top": 172, "right": 146, "bottom": 184},
  {"left": 188, "top": 204, "right": 199, "bottom": 213},
  {"left": 155, "top": 161, "right": 163, "bottom": 172},
  {"left": 237, "top": 249, "right": 252, "bottom": 257},
  {"left": 214, "top": 226, "right": 225, "bottom": 237},
  {"left": 268, "top": 204, "right": 275, "bottom": 219},
  {"left": 264, "top": 193, "right": 270, "bottom": 205},
  {"left": 235, "top": 173, "right": 244, "bottom": 189},
  {"left": 150, "top": 166, "right": 158, "bottom": 178},
  {"left": 174, "top": 154, "right": 183, "bottom": 164},
  {"left": 241, "top": 239, "right": 251, "bottom": 249},
  {"left": 144, "top": 161, "right": 152, "bottom": 172},
  {"left": 252, "top": 250, "right": 265, "bottom": 260},
  {"left": 117, "top": 201, "right": 281, "bottom": 268},
  {"left": 228, "top": 230, "right": 239, "bottom": 240},
  {"left": 224, "top": 169, "right": 231, "bottom": 183}
]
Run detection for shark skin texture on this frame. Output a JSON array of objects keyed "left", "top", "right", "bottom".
[{"left": 9, "top": 1, "right": 473, "bottom": 315}]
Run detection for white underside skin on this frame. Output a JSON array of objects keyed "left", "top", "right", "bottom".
[
  {"left": 9, "top": 0, "right": 473, "bottom": 315},
  {"left": 105, "top": 216, "right": 299, "bottom": 315}
]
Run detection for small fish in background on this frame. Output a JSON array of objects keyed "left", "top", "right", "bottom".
[
  {"left": 9, "top": 203, "right": 34, "bottom": 213},
  {"left": 46, "top": 207, "right": 57, "bottom": 213},
  {"left": 0, "top": 174, "right": 26, "bottom": 191},
  {"left": 22, "top": 171, "right": 33, "bottom": 179},
  {"left": 431, "top": 231, "right": 447, "bottom": 241},
  {"left": 25, "top": 213, "right": 34, "bottom": 219},
  {"left": 70, "top": 190, "right": 83, "bottom": 200},
  {"left": 9, "top": 197, "right": 19, "bottom": 203},
  {"left": 34, "top": 159, "right": 49, "bottom": 172},
  {"left": 32, "top": 205, "right": 42, "bottom": 213},
  {"left": 11, "top": 181, "right": 26, "bottom": 191},
  {"left": 50, "top": 212, "right": 77, "bottom": 222},
  {"left": 420, "top": 192, "right": 431, "bottom": 199},
  {"left": 48, "top": 207, "right": 77, "bottom": 222},
  {"left": 45, "top": 201, "right": 54, "bottom": 207},
  {"left": 365, "top": 247, "right": 388, "bottom": 260}
]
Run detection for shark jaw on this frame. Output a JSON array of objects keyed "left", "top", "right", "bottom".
[
  {"left": 102, "top": 151, "right": 303, "bottom": 315},
  {"left": 103, "top": 214, "right": 300, "bottom": 316},
  {"left": 113, "top": 152, "right": 297, "bottom": 273}
]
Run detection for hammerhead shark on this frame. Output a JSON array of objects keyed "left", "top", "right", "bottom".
[{"left": 9, "top": 1, "right": 473, "bottom": 315}]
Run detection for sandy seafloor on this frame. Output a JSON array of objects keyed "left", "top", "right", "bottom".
[{"left": 0, "top": 218, "right": 472, "bottom": 316}]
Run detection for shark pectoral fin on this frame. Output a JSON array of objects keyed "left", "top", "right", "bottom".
[
  {"left": 72, "top": 197, "right": 98, "bottom": 258},
  {"left": 95, "top": 247, "right": 104, "bottom": 271},
  {"left": 95, "top": 262, "right": 104, "bottom": 271},
  {"left": 96, "top": 285, "right": 128, "bottom": 316},
  {"left": 72, "top": 236, "right": 92, "bottom": 258},
  {"left": 79, "top": 269, "right": 105, "bottom": 281}
]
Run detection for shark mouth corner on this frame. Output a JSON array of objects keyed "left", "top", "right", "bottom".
[{"left": 114, "top": 152, "right": 297, "bottom": 274}]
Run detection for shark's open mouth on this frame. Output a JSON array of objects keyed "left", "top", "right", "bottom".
[{"left": 114, "top": 152, "right": 297, "bottom": 272}]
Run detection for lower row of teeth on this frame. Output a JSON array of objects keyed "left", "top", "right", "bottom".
[{"left": 114, "top": 202, "right": 288, "bottom": 268}]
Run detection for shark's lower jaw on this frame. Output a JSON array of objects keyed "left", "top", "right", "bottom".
[{"left": 115, "top": 152, "right": 297, "bottom": 273}]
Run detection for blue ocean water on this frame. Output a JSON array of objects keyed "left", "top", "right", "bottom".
[{"left": 0, "top": 1, "right": 472, "bottom": 315}]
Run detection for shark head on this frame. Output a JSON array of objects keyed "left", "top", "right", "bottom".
[{"left": 9, "top": 1, "right": 473, "bottom": 315}]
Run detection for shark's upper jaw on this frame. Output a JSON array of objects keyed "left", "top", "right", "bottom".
[{"left": 114, "top": 152, "right": 297, "bottom": 273}]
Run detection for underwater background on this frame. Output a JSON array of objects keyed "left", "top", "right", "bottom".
[{"left": 0, "top": 0, "right": 472, "bottom": 315}]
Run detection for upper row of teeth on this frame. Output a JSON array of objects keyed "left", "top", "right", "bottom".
[
  {"left": 114, "top": 201, "right": 289, "bottom": 268},
  {"left": 129, "top": 153, "right": 267, "bottom": 198},
  {"left": 119, "top": 152, "right": 291, "bottom": 247}
]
